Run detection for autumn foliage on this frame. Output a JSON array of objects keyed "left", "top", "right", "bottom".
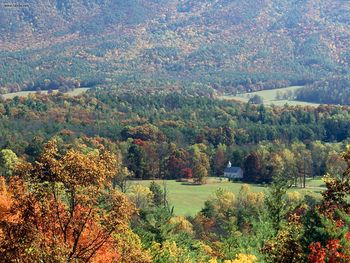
[
  {"left": 307, "top": 145, "right": 350, "bottom": 263},
  {"left": 308, "top": 238, "right": 350, "bottom": 263},
  {"left": 0, "top": 140, "right": 150, "bottom": 262}
]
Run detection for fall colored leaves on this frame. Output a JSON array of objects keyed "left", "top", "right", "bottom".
[{"left": 0, "top": 140, "right": 149, "bottom": 262}]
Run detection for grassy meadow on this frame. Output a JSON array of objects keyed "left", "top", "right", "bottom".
[
  {"left": 131, "top": 177, "right": 325, "bottom": 216},
  {"left": 220, "top": 86, "right": 319, "bottom": 106},
  {"left": 2, "top": 88, "right": 90, "bottom": 99}
]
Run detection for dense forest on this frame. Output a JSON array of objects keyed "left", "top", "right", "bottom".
[
  {"left": 296, "top": 76, "right": 350, "bottom": 105},
  {"left": 1, "top": 89, "right": 350, "bottom": 183},
  {"left": 2, "top": 0, "right": 350, "bottom": 97},
  {"left": 0, "top": 90, "right": 350, "bottom": 261}
]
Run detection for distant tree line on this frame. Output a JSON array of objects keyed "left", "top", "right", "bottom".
[
  {"left": 296, "top": 76, "right": 350, "bottom": 105},
  {"left": 0, "top": 90, "right": 350, "bottom": 184}
]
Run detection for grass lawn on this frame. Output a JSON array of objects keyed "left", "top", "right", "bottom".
[
  {"left": 131, "top": 177, "right": 322, "bottom": 216},
  {"left": 305, "top": 178, "right": 326, "bottom": 188},
  {"left": 219, "top": 86, "right": 319, "bottom": 107}
]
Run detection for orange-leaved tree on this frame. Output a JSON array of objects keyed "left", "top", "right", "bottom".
[{"left": 0, "top": 140, "right": 150, "bottom": 262}]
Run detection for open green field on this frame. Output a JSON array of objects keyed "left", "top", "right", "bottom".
[
  {"left": 2, "top": 88, "right": 90, "bottom": 99},
  {"left": 305, "top": 178, "right": 326, "bottom": 188},
  {"left": 220, "top": 86, "right": 319, "bottom": 106},
  {"left": 131, "top": 178, "right": 324, "bottom": 216}
]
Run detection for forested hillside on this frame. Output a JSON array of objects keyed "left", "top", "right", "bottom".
[
  {"left": 296, "top": 76, "right": 350, "bottom": 105},
  {"left": 1, "top": 0, "right": 350, "bottom": 94}
]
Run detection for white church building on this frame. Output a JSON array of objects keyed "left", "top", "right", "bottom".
[{"left": 223, "top": 162, "right": 244, "bottom": 180}]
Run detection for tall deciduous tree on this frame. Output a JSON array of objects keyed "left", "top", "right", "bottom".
[
  {"left": 325, "top": 150, "right": 347, "bottom": 178},
  {"left": 0, "top": 140, "right": 143, "bottom": 262},
  {"left": 189, "top": 144, "right": 209, "bottom": 184},
  {"left": 310, "top": 141, "right": 328, "bottom": 177},
  {"left": 280, "top": 149, "right": 298, "bottom": 186},
  {"left": 243, "top": 152, "right": 262, "bottom": 183},
  {"left": 213, "top": 144, "right": 227, "bottom": 176},
  {"left": 166, "top": 148, "right": 189, "bottom": 180},
  {"left": 127, "top": 143, "right": 147, "bottom": 179}
]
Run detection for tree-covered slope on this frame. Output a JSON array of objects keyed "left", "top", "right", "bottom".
[
  {"left": 296, "top": 76, "right": 350, "bottom": 105},
  {"left": 1, "top": 0, "right": 350, "bottom": 94}
]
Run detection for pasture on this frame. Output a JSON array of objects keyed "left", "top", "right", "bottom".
[
  {"left": 131, "top": 177, "right": 324, "bottom": 216},
  {"left": 2, "top": 87, "right": 90, "bottom": 99},
  {"left": 220, "top": 86, "right": 319, "bottom": 106}
]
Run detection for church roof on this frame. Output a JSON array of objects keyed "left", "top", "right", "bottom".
[{"left": 224, "top": 166, "right": 241, "bottom": 173}]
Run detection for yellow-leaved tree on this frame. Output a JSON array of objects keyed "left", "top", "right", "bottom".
[{"left": 0, "top": 140, "right": 151, "bottom": 262}]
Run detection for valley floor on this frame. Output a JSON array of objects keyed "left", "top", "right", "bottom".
[{"left": 131, "top": 177, "right": 324, "bottom": 216}]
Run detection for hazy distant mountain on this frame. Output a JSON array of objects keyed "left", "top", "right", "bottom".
[{"left": 1, "top": 0, "right": 350, "bottom": 93}]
